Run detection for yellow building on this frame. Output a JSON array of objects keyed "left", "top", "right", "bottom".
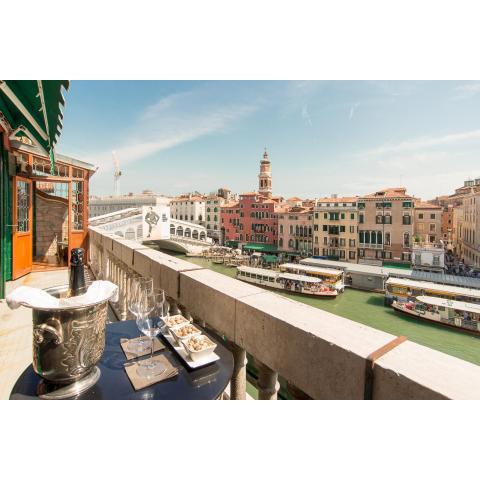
[{"left": 313, "top": 196, "right": 358, "bottom": 262}]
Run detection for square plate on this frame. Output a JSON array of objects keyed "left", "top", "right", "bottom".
[{"left": 161, "top": 327, "right": 219, "bottom": 369}]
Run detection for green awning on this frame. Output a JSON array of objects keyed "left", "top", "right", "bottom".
[
  {"left": 243, "top": 243, "right": 278, "bottom": 253},
  {"left": 262, "top": 254, "right": 278, "bottom": 263},
  {"left": 0, "top": 80, "right": 69, "bottom": 172}
]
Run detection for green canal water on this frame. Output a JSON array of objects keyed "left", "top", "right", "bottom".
[{"left": 164, "top": 251, "right": 480, "bottom": 366}]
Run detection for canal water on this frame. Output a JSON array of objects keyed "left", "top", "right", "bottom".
[{"left": 161, "top": 251, "right": 480, "bottom": 366}]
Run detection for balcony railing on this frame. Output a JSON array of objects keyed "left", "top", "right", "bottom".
[
  {"left": 88, "top": 226, "right": 480, "bottom": 399},
  {"left": 359, "top": 243, "right": 383, "bottom": 249}
]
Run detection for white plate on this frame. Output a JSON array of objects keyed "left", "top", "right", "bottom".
[{"left": 161, "top": 327, "right": 220, "bottom": 369}]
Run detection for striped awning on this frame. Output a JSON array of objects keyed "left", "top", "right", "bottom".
[{"left": 0, "top": 80, "right": 69, "bottom": 172}]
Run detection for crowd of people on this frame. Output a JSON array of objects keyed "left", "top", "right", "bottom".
[{"left": 445, "top": 251, "right": 480, "bottom": 278}]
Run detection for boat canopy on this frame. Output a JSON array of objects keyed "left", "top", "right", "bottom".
[
  {"left": 280, "top": 263, "right": 342, "bottom": 276},
  {"left": 416, "top": 296, "right": 480, "bottom": 315},
  {"left": 237, "top": 266, "right": 278, "bottom": 277},
  {"left": 278, "top": 272, "right": 321, "bottom": 283},
  {"left": 385, "top": 277, "right": 480, "bottom": 300}
]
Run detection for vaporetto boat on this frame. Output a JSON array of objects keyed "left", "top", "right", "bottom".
[
  {"left": 392, "top": 295, "right": 480, "bottom": 335},
  {"left": 278, "top": 263, "right": 345, "bottom": 292},
  {"left": 236, "top": 266, "right": 338, "bottom": 298}
]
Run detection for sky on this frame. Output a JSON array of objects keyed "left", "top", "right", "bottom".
[{"left": 56, "top": 80, "right": 480, "bottom": 200}]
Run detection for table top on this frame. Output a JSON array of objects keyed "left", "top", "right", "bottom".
[{"left": 10, "top": 320, "right": 234, "bottom": 400}]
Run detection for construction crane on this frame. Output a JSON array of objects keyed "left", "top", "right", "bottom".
[{"left": 112, "top": 151, "right": 122, "bottom": 197}]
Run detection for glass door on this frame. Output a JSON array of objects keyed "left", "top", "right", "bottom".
[{"left": 12, "top": 176, "right": 33, "bottom": 279}]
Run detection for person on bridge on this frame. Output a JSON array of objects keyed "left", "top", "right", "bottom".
[{"left": 144, "top": 207, "right": 160, "bottom": 238}]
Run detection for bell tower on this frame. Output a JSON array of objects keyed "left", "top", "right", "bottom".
[{"left": 258, "top": 148, "right": 272, "bottom": 198}]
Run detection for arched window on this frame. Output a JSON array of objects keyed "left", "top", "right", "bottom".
[
  {"left": 280, "top": 225, "right": 284, "bottom": 234},
  {"left": 289, "top": 239, "right": 294, "bottom": 248},
  {"left": 200, "top": 232, "right": 206, "bottom": 240},
  {"left": 170, "top": 224, "right": 176, "bottom": 235},
  {"left": 198, "top": 215, "right": 202, "bottom": 221},
  {"left": 377, "top": 231, "right": 382, "bottom": 245},
  {"left": 365, "top": 231, "right": 370, "bottom": 244},
  {"left": 371, "top": 231, "right": 377, "bottom": 244},
  {"left": 207, "top": 215, "right": 210, "bottom": 221},
  {"left": 403, "top": 232, "right": 410, "bottom": 247},
  {"left": 179, "top": 215, "right": 183, "bottom": 220},
  {"left": 296, "top": 225, "right": 299, "bottom": 235},
  {"left": 214, "top": 207, "right": 218, "bottom": 212},
  {"left": 207, "top": 207, "right": 210, "bottom": 212},
  {"left": 214, "top": 215, "right": 217, "bottom": 222}
]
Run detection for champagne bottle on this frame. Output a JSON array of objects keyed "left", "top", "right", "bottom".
[{"left": 68, "top": 248, "right": 87, "bottom": 297}]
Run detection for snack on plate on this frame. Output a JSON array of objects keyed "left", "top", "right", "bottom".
[
  {"left": 186, "top": 335, "right": 215, "bottom": 352},
  {"left": 165, "top": 315, "right": 189, "bottom": 328},
  {"left": 174, "top": 325, "right": 200, "bottom": 337}
]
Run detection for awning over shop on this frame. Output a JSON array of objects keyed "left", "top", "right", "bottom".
[
  {"left": 262, "top": 254, "right": 278, "bottom": 264},
  {"left": 243, "top": 243, "right": 278, "bottom": 253},
  {"left": 0, "top": 80, "right": 69, "bottom": 172}
]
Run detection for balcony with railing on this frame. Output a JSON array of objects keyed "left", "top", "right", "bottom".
[{"left": 86, "top": 225, "right": 480, "bottom": 399}]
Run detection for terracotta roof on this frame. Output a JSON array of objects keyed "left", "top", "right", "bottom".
[
  {"left": 316, "top": 196, "right": 358, "bottom": 203},
  {"left": 415, "top": 201, "right": 442, "bottom": 210},
  {"left": 221, "top": 201, "right": 239, "bottom": 209},
  {"left": 240, "top": 191, "right": 257, "bottom": 196},
  {"left": 362, "top": 187, "right": 411, "bottom": 199},
  {"left": 287, "top": 196, "right": 303, "bottom": 201}
]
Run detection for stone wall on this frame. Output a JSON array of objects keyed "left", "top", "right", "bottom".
[
  {"left": 89, "top": 226, "right": 480, "bottom": 399},
  {"left": 35, "top": 191, "right": 68, "bottom": 257}
]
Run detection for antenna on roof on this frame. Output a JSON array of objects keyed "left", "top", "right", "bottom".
[{"left": 112, "top": 151, "right": 122, "bottom": 196}]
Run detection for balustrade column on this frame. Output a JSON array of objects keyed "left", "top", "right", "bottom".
[
  {"left": 257, "top": 361, "right": 280, "bottom": 400},
  {"left": 228, "top": 342, "right": 247, "bottom": 400},
  {"left": 119, "top": 263, "right": 128, "bottom": 320}
]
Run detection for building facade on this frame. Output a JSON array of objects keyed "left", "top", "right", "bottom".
[
  {"left": 413, "top": 201, "right": 442, "bottom": 244},
  {"left": 205, "top": 192, "right": 225, "bottom": 242},
  {"left": 220, "top": 200, "right": 240, "bottom": 245},
  {"left": 358, "top": 188, "right": 414, "bottom": 265},
  {"left": 461, "top": 189, "right": 480, "bottom": 267},
  {"left": 277, "top": 204, "right": 314, "bottom": 255},
  {"left": 258, "top": 149, "right": 272, "bottom": 198},
  {"left": 313, "top": 196, "right": 358, "bottom": 262},
  {"left": 170, "top": 193, "right": 206, "bottom": 225}
]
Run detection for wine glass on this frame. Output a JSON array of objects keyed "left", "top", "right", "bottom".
[
  {"left": 126, "top": 276, "right": 152, "bottom": 355},
  {"left": 136, "top": 290, "right": 168, "bottom": 378}
]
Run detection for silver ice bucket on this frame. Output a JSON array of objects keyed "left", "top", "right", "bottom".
[{"left": 32, "top": 285, "right": 109, "bottom": 394}]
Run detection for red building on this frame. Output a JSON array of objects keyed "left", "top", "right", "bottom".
[
  {"left": 220, "top": 150, "right": 284, "bottom": 250},
  {"left": 221, "top": 200, "right": 240, "bottom": 245}
]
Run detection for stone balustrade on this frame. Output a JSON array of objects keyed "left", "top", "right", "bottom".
[{"left": 88, "top": 226, "right": 480, "bottom": 400}]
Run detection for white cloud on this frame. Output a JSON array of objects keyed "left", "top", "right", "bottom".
[
  {"left": 361, "top": 128, "right": 480, "bottom": 157},
  {"left": 348, "top": 102, "right": 359, "bottom": 120},
  {"left": 301, "top": 104, "right": 312, "bottom": 126},
  {"left": 85, "top": 87, "right": 258, "bottom": 173},
  {"left": 452, "top": 82, "right": 480, "bottom": 100}
]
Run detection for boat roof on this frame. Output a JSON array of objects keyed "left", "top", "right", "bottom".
[
  {"left": 386, "top": 277, "right": 480, "bottom": 299},
  {"left": 237, "top": 266, "right": 278, "bottom": 277},
  {"left": 278, "top": 272, "right": 321, "bottom": 283},
  {"left": 300, "top": 257, "right": 406, "bottom": 277},
  {"left": 280, "top": 263, "right": 342, "bottom": 276},
  {"left": 416, "top": 295, "right": 480, "bottom": 314}
]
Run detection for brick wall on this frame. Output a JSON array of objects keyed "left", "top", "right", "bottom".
[{"left": 35, "top": 191, "right": 68, "bottom": 257}]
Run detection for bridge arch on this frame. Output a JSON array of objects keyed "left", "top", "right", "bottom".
[
  {"left": 200, "top": 231, "right": 206, "bottom": 241},
  {"left": 170, "top": 224, "right": 176, "bottom": 235},
  {"left": 192, "top": 230, "right": 199, "bottom": 239},
  {"left": 184, "top": 227, "right": 191, "bottom": 238},
  {"left": 176, "top": 226, "right": 184, "bottom": 236}
]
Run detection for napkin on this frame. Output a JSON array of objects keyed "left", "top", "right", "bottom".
[
  {"left": 6, "top": 280, "right": 118, "bottom": 310},
  {"left": 124, "top": 354, "right": 179, "bottom": 391},
  {"left": 120, "top": 336, "right": 165, "bottom": 360}
]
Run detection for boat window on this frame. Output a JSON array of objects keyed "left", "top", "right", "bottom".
[{"left": 262, "top": 276, "right": 269, "bottom": 281}]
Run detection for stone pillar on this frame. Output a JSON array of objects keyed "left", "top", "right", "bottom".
[
  {"left": 257, "top": 361, "right": 280, "bottom": 400},
  {"left": 228, "top": 342, "right": 247, "bottom": 400},
  {"left": 119, "top": 264, "right": 127, "bottom": 320}
]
